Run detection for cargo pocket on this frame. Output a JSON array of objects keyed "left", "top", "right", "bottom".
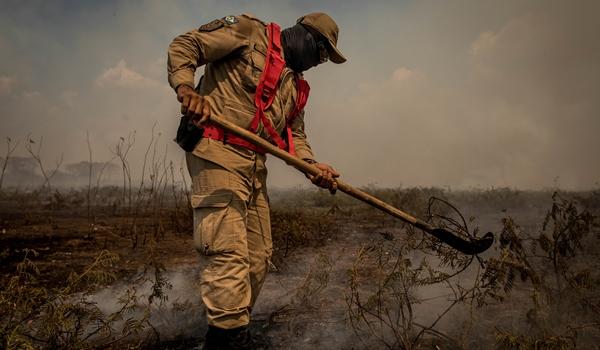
[{"left": 191, "top": 192, "right": 235, "bottom": 255}]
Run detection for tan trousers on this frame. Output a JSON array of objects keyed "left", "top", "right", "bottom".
[{"left": 186, "top": 153, "right": 272, "bottom": 329}]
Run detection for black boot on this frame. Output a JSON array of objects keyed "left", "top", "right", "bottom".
[
  {"left": 203, "top": 325, "right": 222, "bottom": 350},
  {"left": 203, "top": 325, "right": 254, "bottom": 350}
]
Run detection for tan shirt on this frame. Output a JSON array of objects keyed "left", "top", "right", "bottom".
[{"left": 167, "top": 13, "right": 315, "bottom": 177}]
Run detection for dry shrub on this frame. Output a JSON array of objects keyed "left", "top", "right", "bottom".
[
  {"left": 481, "top": 192, "right": 600, "bottom": 349},
  {"left": 270, "top": 208, "right": 339, "bottom": 264},
  {"left": 346, "top": 191, "right": 599, "bottom": 350},
  {"left": 346, "top": 237, "right": 481, "bottom": 350},
  {"left": 0, "top": 244, "right": 172, "bottom": 349}
]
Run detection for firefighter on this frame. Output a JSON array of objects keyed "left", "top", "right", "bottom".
[{"left": 167, "top": 12, "right": 346, "bottom": 348}]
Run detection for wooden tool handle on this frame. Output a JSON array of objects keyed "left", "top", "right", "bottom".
[
  {"left": 209, "top": 115, "right": 420, "bottom": 222},
  {"left": 207, "top": 114, "right": 493, "bottom": 255}
]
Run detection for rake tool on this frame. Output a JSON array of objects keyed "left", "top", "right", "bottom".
[{"left": 207, "top": 114, "right": 494, "bottom": 255}]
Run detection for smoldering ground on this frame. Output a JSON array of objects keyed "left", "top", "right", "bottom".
[
  {"left": 68, "top": 188, "right": 599, "bottom": 349},
  {"left": 86, "top": 266, "right": 205, "bottom": 344}
]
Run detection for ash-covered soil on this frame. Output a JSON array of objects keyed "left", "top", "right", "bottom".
[{"left": 1, "top": 187, "right": 599, "bottom": 349}]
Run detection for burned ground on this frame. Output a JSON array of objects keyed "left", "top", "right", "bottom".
[{"left": 1, "top": 186, "right": 599, "bottom": 349}]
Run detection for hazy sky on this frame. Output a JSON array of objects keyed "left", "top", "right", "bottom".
[{"left": 1, "top": 0, "right": 598, "bottom": 189}]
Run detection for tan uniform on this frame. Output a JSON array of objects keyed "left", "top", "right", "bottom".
[{"left": 168, "top": 14, "right": 314, "bottom": 329}]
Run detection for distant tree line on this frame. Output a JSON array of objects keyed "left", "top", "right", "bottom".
[{"left": 0, "top": 156, "right": 119, "bottom": 189}]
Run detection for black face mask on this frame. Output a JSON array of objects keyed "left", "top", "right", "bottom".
[{"left": 281, "top": 24, "right": 320, "bottom": 73}]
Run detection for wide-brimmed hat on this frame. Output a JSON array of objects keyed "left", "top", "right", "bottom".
[{"left": 297, "top": 12, "right": 346, "bottom": 63}]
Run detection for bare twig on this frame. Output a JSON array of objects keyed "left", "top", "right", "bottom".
[
  {"left": 0, "top": 136, "right": 19, "bottom": 192},
  {"left": 25, "top": 135, "right": 63, "bottom": 191},
  {"left": 86, "top": 131, "right": 93, "bottom": 238},
  {"left": 111, "top": 132, "right": 135, "bottom": 211}
]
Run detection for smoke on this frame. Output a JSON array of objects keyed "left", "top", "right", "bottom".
[
  {"left": 1, "top": 0, "right": 599, "bottom": 190},
  {"left": 0, "top": 157, "right": 122, "bottom": 188},
  {"left": 300, "top": 0, "right": 600, "bottom": 190},
  {"left": 79, "top": 189, "right": 595, "bottom": 348},
  {"left": 88, "top": 265, "right": 206, "bottom": 342},
  {"left": 85, "top": 249, "right": 360, "bottom": 348}
]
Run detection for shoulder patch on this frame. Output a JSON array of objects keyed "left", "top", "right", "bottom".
[
  {"left": 223, "top": 15, "right": 239, "bottom": 25},
  {"left": 199, "top": 18, "right": 224, "bottom": 32}
]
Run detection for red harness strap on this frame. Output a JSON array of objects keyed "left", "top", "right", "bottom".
[
  {"left": 248, "top": 23, "right": 287, "bottom": 150},
  {"left": 285, "top": 76, "right": 310, "bottom": 156},
  {"left": 202, "top": 22, "right": 310, "bottom": 155},
  {"left": 202, "top": 125, "right": 265, "bottom": 153}
]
